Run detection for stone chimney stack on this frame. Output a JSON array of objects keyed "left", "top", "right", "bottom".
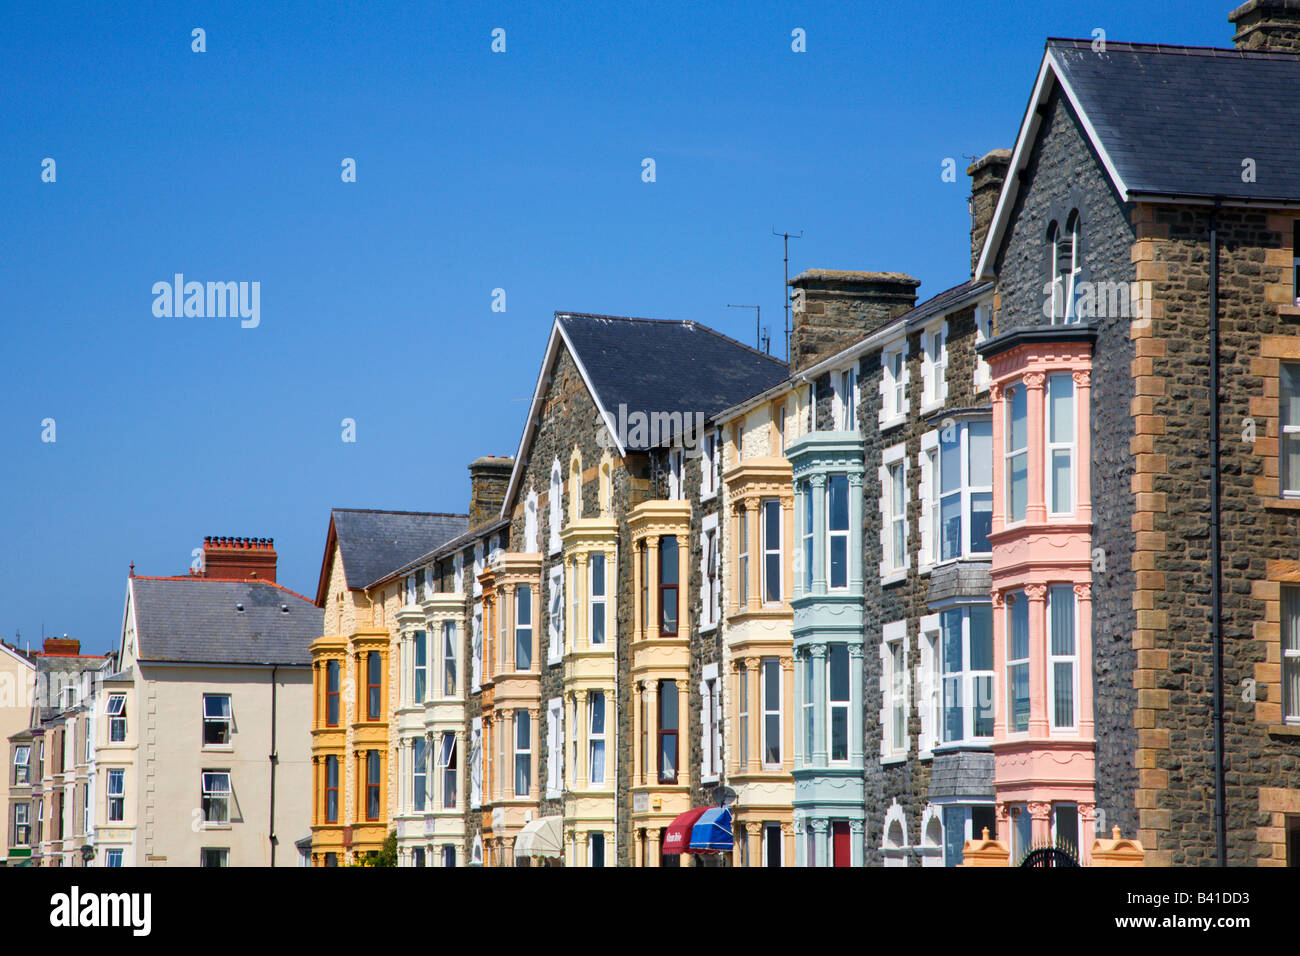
[
  {"left": 202, "top": 536, "right": 277, "bottom": 583},
  {"left": 1230, "top": 0, "right": 1300, "bottom": 52},
  {"left": 967, "top": 149, "right": 1012, "bottom": 277},
  {"left": 787, "top": 270, "right": 920, "bottom": 374},
  {"left": 41, "top": 637, "right": 81, "bottom": 656},
  {"left": 469, "top": 456, "right": 514, "bottom": 527}
]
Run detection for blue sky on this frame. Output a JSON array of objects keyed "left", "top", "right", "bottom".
[{"left": 0, "top": 1, "right": 1236, "bottom": 655}]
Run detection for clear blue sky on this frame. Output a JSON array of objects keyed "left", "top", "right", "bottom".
[{"left": 0, "top": 1, "right": 1236, "bottom": 655}]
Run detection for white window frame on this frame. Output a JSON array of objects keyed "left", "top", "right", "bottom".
[
  {"left": 13, "top": 744, "right": 30, "bottom": 784},
  {"left": 441, "top": 620, "right": 457, "bottom": 697},
  {"left": 453, "top": 552, "right": 464, "bottom": 594},
  {"left": 700, "top": 516, "right": 719, "bottom": 630},
  {"left": 412, "top": 736, "right": 427, "bottom": 812},
  {"left": 471, "top": 604, "right": 483, "bottom": 691},
  {"left": 880, "top": 620, "right": 908, "bottom": 762},
  {"left": 411, "top": 631, "right": 428, "bottom": 704},
  {"left": 762, "top": 821, "right": 783, "bottom": 867},
  {"left": 761, "top": 497, "right": 783, "bottom": 605},
  {"left": 1282, "top": 586, "right": 1300, "bottom": 723},
  {"left": 588, "top": 691, "right": 607, "bottom": 787},
  {"left": 525, "top": 489, "right": 539, "bottom": 552},
  {"left": 473, "top": 542, "right": 484, "bottom": 596},
  {"left": 515, "top": 584, "right": 533, "bottom": 671},
  {"left": 588, "top": 831, "right": 605, "bottom": 867},
  {"left": 737, "top": 505, "right": 750, "bottom": 607},
  {"left": 106, "top": 694, "right": 127, "bottom": 743},
  {"left": 201, "top": 770, "right": 231, "bottom": 826},
  {"left": 878, "top": 339, "right": 910, "bottom": 429},
  {"left": 469, "top": 718, "right": 483, "bottom": 809},
  {"left": 547, "top": 564, "right": 564, "bottom": 665},
  {"left": 827, "top": 644, "right": 851, "bottom": 765},
  {"left": 825, "top": 474, "right": 851, "bottom": 591},
  {"left": 701, "top": 430, "right": 719, "bottom": 499},
  {"left": 1005, "top": 380, "right": 1028, "bottom": 525},
  {"left": 107, "top": 768, "right": 125, "bottom": 822},
  {"left": 920, "top": 320, "right": 948, "bottom": 412},
  {"left": 1283, "top": 363, "right": 1300, "bottom": 498},
  {"left": 514, "top": 709, "right": 531, "bottom": 798},
  {"left": 833, "top": 365, "right": 858, "bottom": 431},
  {"left": 104, "top": 848, "right": 123, "bottom": 867},
  {"left": 439, "top": 733, "right": 457, "bottom": 809},
  {"left": 546, "top": 698, "right": 563, "bottom": 799},
  {"left": 936, "top": 604, "right": 996, "bottom": 746},
  {"left": 202, "top": 693, "right": 232, "bottom": 746},
  {"left": 668, "top": 448, "right": 684, "bottom": 500},
  {"left": 974, "top": 302, "right": 994, "bottom": 393},
  {"left": 778, "top": 404, "right": 788, "bottom": 455},
  {"left": 1047, "top": 584, "right": 1078, "bottom": 733},
  {"left": 879, "top": 443, "right": 908, "bottom": 584},
  {"left": 699, "top": 663, "right": 720, "bottom": 783},
  {"left": 1046, "top": 373, "right": 1076, "bottom": 516},
  {"left": 549, "top": 459, "right": 563, "bottom": 554},
  {"left": 918, "top": 615, "right": 939, "bottom": 757},
  {"left": 761, "top": 657, "right": 782, "bottom": 770},
  {"left": 589, "top": 551, "right": 608, "bottom": 645},
  {"left": 1006, "top": 590, "right": 1030, "bottom": 735}
]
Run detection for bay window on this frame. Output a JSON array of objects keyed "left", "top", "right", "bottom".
[
  {"left": 932, "top": 420, "right": 993, "bottom": 562},
  {"left": 326, "top": 659, "right": 340, "bottom": 726},
  {"left": 590, "top": 553, "right": 607, "bottom": 643},
  {"left": 514, "top": 710, "right": 531, "bottom": 797},
  {"left": 325, "top": 755, "right": 339, "bottom": 822},
  {"left": 412, "top": 737, "right": 427, "bottom": 811},
  {"left": 1005, "top": 382, "right": 1028, "bottom": 523},
  {"left": 516, "top": 584, "right": 533, "bottom": 670},
  {"left": 658, "top": 680, "right": 679, "bottom": 783},
  {"left": 738, "top": 668, "right": 749, "bottom": 767},
  {"left": 803, "top": 656, "right": 814, "bottom": 760},
  {"left": 1007, "top": 591, "right": 1030, "bottom": 733},
  {"left": 1049, "top": 585, "right": 1077, "bottom": 730},
  {"left": 1046, "top": 374, "right": 1075, "bottom": 514},
  {"left": 440, "top": 733, "right": 457, "bottom": 808},
  {"left": 1282, "top": 363, "right": 1300, "bottom": 497},
  {"left": 939, "top": 605, "right": 994, "bottom": 744},
  {"left": 828, "top": 644, "right": 850, "bottom": 762},
  {"left": 762, "top": 658, "right": 781, "bottom": 767},
  {"left": 1053, "top": 803, "right": 1079, "bottom": 851},
  {"left": 659, "top": 536, "right": 679, "bottom": 635},
  {"left": 828, "top": 474, "right": 850, "bottom": 589},
  {"left": 638, "top": 542, "right": 648, "bottom": 632},
  {"left": 589, "top": 832, "right": 605, "bottom": 867},
  {"left": 589, "top": 691, "right": 607, "bottom": 785},
  {"left": 762, "top": 498, "right": 782, "bottom": 604}
]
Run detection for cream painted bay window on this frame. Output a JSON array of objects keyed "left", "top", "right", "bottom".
[
  {"left": 589, "top": 691, "right": 607, "bottom": 785},
  {"left": 762, "top": 498, "right": 782, "bottom": 604},
  {"left": 762, "top": 658, "right": 781, "bottom": 768},
  {"left": 590, "top": 552, "right": 607, "bottom": 644}
]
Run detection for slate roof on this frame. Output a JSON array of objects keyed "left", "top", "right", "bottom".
[
  {"left": 131, "top": 577, "right": 323, "bottom": 665},
  {"left": 558, "top": 313, "right": 789, "bottom": 449},
  {"left": 1048, "top": 38, "right": 1300, "bottom": 202},
  {"left": 329, "top": 509, "right": 469, "bottom": 590}
]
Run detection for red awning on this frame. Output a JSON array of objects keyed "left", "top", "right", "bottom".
[{"left": 662, "top": 807, "right": 710, "bottom": 855}]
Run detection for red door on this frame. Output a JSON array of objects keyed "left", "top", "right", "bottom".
[{"left": 832, "top": 821, "right": 851, "bottom": 867}]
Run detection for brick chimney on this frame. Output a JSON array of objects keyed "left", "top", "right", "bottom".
[
  {"left": 201, "top": 536, "right": 277, "bottom": 582},
  {"left": 787, "top": 270, "right": 920, "bottom": 374},
  {"left": 1230, "top": 0, "right": 1300, "bottom": 52},
  {"left": 469, "top": 456, "right": 514, "bottom": 527},
  {"left": 41, "top": 637, "right": 81, "bottom": 656},
  {"left": 968, "top": 149, "right": 1012, "bottom": 277}
]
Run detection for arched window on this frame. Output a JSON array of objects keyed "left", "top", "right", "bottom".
[
  {"left": 1049, "top": 212, "right": 1082, "bottom": 324},
  {"left": 524, "top": 488, "right": 539, "bottom": 553},
  {"left": 569, "top": 453, "right": 583, "bottom": 522}
]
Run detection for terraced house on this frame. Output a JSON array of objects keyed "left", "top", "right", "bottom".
[{"left": 966, "top": 3, "right": 1300, "bottom": 865}]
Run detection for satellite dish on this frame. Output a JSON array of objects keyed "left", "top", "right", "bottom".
[{"left": 712, "top": 785, "right": 738, "bottom": 808}]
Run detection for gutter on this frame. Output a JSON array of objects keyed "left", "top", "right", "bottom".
[{"left": 269, "top": 663, "right": 279, "bottom": 867}]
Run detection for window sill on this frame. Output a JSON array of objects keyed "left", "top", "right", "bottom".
[
  {"left": 1267, "top": 723, "right": 1300, "bottom": 738},
  {"left": 879, "top": 414, "right": 908, "bottom": 432},
  {"left": 698, "top": 623, "right": 718, "bottom": 635},
  {"left": 700, "top": 774, "right": 719, "bottom": 785},
  {"left": 202, "top": 823, "right": 233, "bottom": 831},
  {"left": 880, "top": 569, "right": 908, "bottom": 587},
  {"left": 919, "top": 399, "right": 944, "bottom": 417},
  {"left": 1264, "top": 498, "right": 1300, "bottom": 512},
  {"left": 879, "top": 754, "right": 908, "bottom": 766},
  {"left": 201, "top": 744, "right": 234, "bottom": 753}
]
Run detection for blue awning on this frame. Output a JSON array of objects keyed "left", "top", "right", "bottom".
[{"left": 689, "top": 807, "right": 733, "bottom": 852}]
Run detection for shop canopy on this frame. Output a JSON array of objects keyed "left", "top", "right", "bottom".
[
  {"left": 662, "top": 807, "right": 710, "bottom": 854},
  {"left": 689, "top": 807, "right": 733, "bottom": 852},
  {"left": 514, "top": 815, "right": 563, "bottom": 859}
]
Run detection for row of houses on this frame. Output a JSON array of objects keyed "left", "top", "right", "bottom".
[{"left": 6, "top": 1, "right": 1300, "bottom": 867}]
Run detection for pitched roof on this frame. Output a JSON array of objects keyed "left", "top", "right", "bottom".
[
  {"left": 977, "top": 38, "right": 1300, "bottom": 276},
  {"left": 557, "top": 314, "right": 789, "bottom": 441},
  {"left": 328, "top": 509, "right": 469, "bottom": 592},
  {"left": 502, "top": 313, "right": 789, "bottom": 513},
  {"left": 130, "top": 577, "right": 323, "bottom": 665}
]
